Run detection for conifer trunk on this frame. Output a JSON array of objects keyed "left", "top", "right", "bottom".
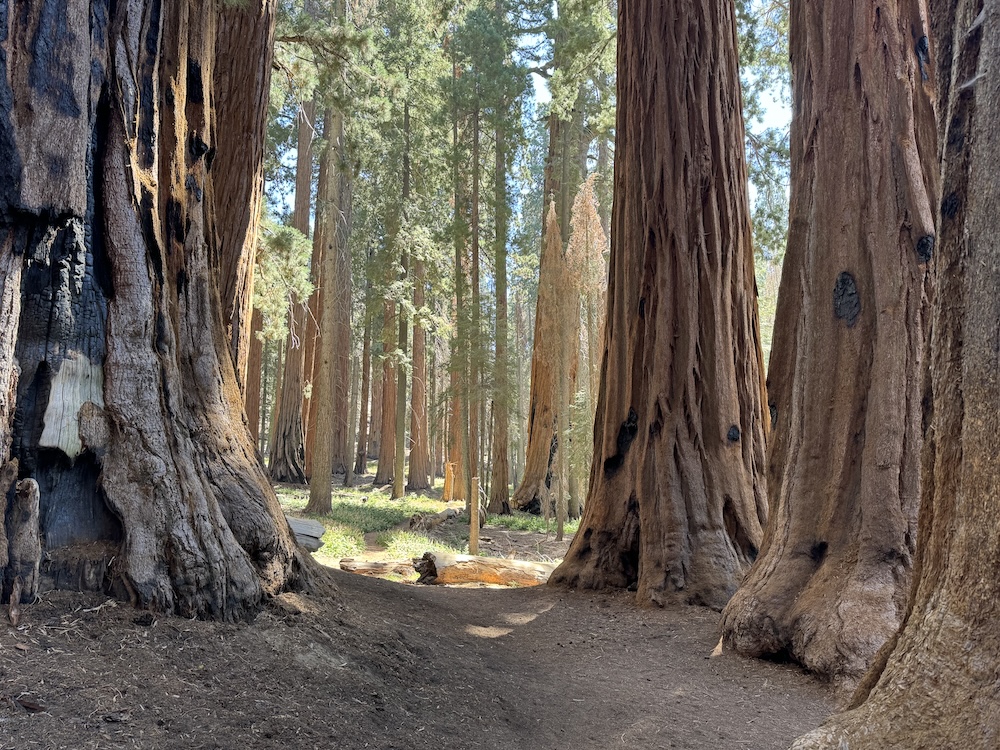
[
  {"left": 374, "top": 302, "right": 397, "bottom": 485},
  {"left": 469, "top": 105, "right": 481, "bottom": 493},
  {"left": 407, "top": 258, "right": 431, "bottom": 490},
  {"left": 354, "top": 304, "right": 372, "bottom": 476},
  {"left": 307, "top": 104, "right": 346, "bottom": 514},
  {"left": 488, "top": 111, "right": 510, "bottom": 514},
  {"left": 392, "top": 103, "right": 411, "bottom": 500},
  {"left": 370, "top": 348, "right": 382, "bottom": 459},
  {"left": 721, "top": 0, "right": 938, "bottom": 685},
  {"left": 550, "top": 0, "right": 768, "bottom": 610},
  {"left": 512, "top": 99, "right": 586, "bottom": 514},
  {"left": 211, "top": 0, "right": 275, "bottom": 388},
  {"left": 267, "top": 102, "right": 313, "bottom": 483},
  {"left": 792, "top": 1, "right": 1000, "bottom": 744},
  {"left": 245, "top": 308, "right": 264, "bottom": 445},
  {"left": 511, "top": 194, "right": 562, "bottom": 514},
  {"left": 2, "top": 0, "right": 310, "bottom": 617}
]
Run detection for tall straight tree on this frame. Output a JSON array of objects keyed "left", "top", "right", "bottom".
[
  {"left": 308, "top": 91, "right": 350, "bottom": 513},
  {"left": 721, "top": 0, "right": 938, "bottom": 685},
  {"left": 487, "top": 82, "right": 511, "bottom": 514},
  {"left": 791, "top": 1, "right": 1000, "bottom": 745},
  {"left": 268, "top": 102, "right": 314, "bottom": 484},
  {"left": 550, "top": 0, "right": 768, "bottom": 610},
  {"left": 391, "top": 104, "right": 412, "bottom": 501},
  {"left": 0, "top": 0, "right": 309, "bottom": 617},
  {"left": 374, "top": 301, "right": 397, "bottom": 485},
  {"left": 407, "top": 248, "right": 431, "bottom": 490}
]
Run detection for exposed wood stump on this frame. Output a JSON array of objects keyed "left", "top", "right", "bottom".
[{"left": 4, "top": 477, "right": 40, "bottom": 623}]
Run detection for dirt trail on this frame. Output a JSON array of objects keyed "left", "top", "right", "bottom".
[{"left": 0, "top": 571, "right": 834, "bottom": 749}]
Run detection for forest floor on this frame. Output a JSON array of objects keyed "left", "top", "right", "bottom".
[{"left": 0, "top": 479, "right": 837, "bottom": 749}]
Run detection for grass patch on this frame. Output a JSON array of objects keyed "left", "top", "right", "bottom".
[
  {"left": 277, "top": 483, "right": 455, "bottom": 563},
  {"left": 485, "top": 511, "right": 581, "bottom": 536},
  {"left": 316, "top": 524, "right": 365, "bottom": 559},
  {"left": 377, "top": 530, "right": 466, "bottom": 559},
  {"left": 277, "top": 485, "right": 446, "bottom": 533}
]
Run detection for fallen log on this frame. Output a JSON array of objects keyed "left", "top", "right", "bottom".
[
  {"left": 413, "top": 552, "right": 556, "bottom": 587},
  {"left": 339, "top": 559, "right": 414, "bottom": 577}
]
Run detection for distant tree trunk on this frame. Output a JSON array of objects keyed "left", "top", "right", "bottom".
[
  {"left": 307, "top": 105, "right": 346, "bottom": 514},
  {"left": 513, "top": 294, "right": 527, "bottom": 484},
  {"left": 550, "top": 0, "right": 769, "bottom": 610},
  {"left": 211, "top": 0, "right": 275, "bottom": 388},
  {"left": 370, "top": 346, "right": 383, "bottom": 460},
  {"left": 407, "top": 259, "right": 431, "bottom": 490},
  {"left": 791, "top": 3, "right": 1000, "bottom": 745},
  {"left": 469, "top": 104, "right": 481, "bottom": 494},
  {"left": 488, "top": 113, "right": 510, "bottom": 515},
  {"left": 552, "top": 200, "right": 581, "bottom": 534},
  {"left": 268, "top": 101, "right": 313, "bottom": 484},
  {"left": 392, "top": 104, "right": 411, "bottom": 501},
  {"left": 449, "top": 55, "right": 470, "bottom": 505},
  {"left": 245, "top": 309, "right": 265, "bottom": 445},
  {"left": 303, "top": 109, "right": 353, "bottom": 481},
  {"left": 345, "top": 353, "right": 359, "bottom": 487},
  {"left": 354, "top": 305, "right": 372, "bottom": 476},
  {"left": 511, "top": 199, "right": 563, "bottom": 514},
  {"left": 511, "top": 96, "right": 586, "bottom": 514},
  {"left": 2, "top": 0, "right": 310, "bottom": 617},
  {"left": 374, "top": 302, "right": 397, "bottom": 485},
  {"left": 721, "top": 0, "right": 938, "bottom": 685}
]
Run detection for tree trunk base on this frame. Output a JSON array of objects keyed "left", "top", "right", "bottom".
[
  {"left": 789, "top": 636, "right": 995, "bottom": 750},
  {"left": 722, "top": 567, "right": 904, "bottom": 689},
  {"left": 40, "top": 542, "right": 123, "bottom": 596}
]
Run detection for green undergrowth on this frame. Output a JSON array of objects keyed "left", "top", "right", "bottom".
[
  {"left": 276, "top": 483, "right": 462, "bottom": 561},
  {"left": 486, "top": 511, "right": 581, "bottom": 536},
  {"left": 277, "top": 483, "right": 579, "bottom": 565},
  {"left": 376, "top": 530, "right": 466, "bottom": 558}
]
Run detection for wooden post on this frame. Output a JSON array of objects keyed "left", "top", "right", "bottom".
[
  {"left": 443, "top": 462, "right": 455, "bottom": 501},
  {"left": 470, "top": 476, "right": 479, "bottom": 555}
]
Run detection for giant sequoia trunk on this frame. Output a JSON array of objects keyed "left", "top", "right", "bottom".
[
  {"left": 509, "top": 196, "right": 565, "bottom": 514},
  {"left": 791, "top": 2, "right": 1000, "bottom": 745},
  {"left": 511, "top": 101, "right": 587, "bottom": 514},
  {"left": 549, "top": 0, "right": 768, "bottom": 610},
  {"left": 211, "top": 0, "right": 275, "bottom": 388},
  {"left": 1, "top": 0, "right": 310, "bottom": 618},
  {"left": 720, "top": 0, "right": 938, "bottom": 686}
]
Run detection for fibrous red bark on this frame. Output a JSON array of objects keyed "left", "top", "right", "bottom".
[
  {"left": 550, "top": 0, "right": 768, "bottom": 610},
  {"left": 211, "top": 0, "right": 275, "bottom": 388},
  {"left": 1, "top": 0, "right": 311, "bottom": 619},
  {"left": 791, "top": 2, "right": 1000, "bottom": 745},
  {"left": 721, "top": 0, "right": 938, "bottom": 686}
]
